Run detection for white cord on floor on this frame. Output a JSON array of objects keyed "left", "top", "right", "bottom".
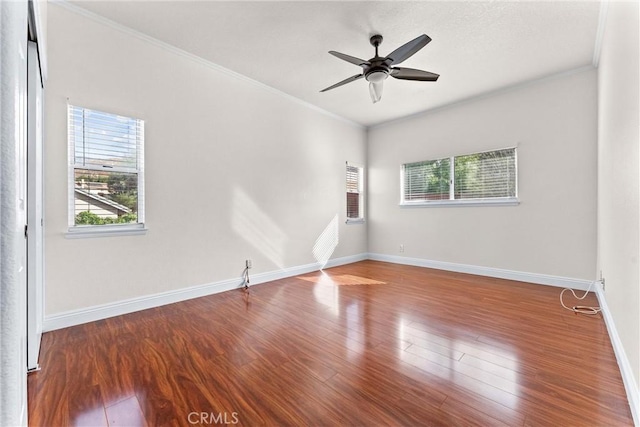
[
  {"left": 242, "top": 267, "right": 250, "bottom": 292},
  {"left": 560, "top": 281, "right": 602, "bottom": 315}
]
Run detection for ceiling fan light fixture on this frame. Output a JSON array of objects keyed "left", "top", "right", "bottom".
[
  {"left": 366, "top": 70, "right": 388, "bottom": 103},
  {"left": 369, "top": 80, "right": 384, "bottom": 104},
  {"left": 366, "top": 70, "right": 388, "bottom": 84}
]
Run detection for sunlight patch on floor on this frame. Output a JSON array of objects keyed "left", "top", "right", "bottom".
[{"left": 298, "top": 274, "right": 386, "bottom": 286}]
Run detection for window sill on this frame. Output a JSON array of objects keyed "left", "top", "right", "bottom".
[
  {"left": 66, "top": 224, "right": 148, "bottom": 239},
  {"left": 400, "top": 198, "right": 519, "bottom": 208},
  {"left": 346, "top": 218, "right": 365, "bottom": 225}
]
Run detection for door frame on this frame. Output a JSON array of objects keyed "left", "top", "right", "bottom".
[{"left": 26, "top": 38, "right": 44, "bottom": 372}]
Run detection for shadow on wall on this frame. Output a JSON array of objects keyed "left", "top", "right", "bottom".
[
  {"left": 231, "top": 187, "right": 287, "bottom": 269},
  {"left": 232, "top": 187, "right": 339, "bottom": 271}
]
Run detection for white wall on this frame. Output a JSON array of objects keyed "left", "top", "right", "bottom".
[
  {"left": 1, "top": 2, "right": 29, "bottom": 425},
  {"left": 368, "top": 69, "right": 597, "bottom": 281},
  {"left": 44, "top": 4, "right": 367, "bottom": 316},
  {"left": 597, "top": 0, "right": 639, "bottom": 389}
]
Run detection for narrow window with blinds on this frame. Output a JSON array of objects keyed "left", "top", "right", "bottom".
[
  {"left": 68, "top": 105, "right": 145, "bottom": 234},
  {"left": 346, "top": 162, "right": 364, "bottom": 223},
  {"left": 401, "top": 147, "right": 517, "bottom": 206}
]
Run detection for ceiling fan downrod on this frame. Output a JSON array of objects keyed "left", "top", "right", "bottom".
[{"left": 370, "top": 34, "right": 383, "bottom": 58}]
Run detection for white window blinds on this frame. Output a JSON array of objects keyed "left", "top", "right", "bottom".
[
  {"left": 69, "top": 105, "right": 142, "bottom": 171},
  {"left": 454, "top": 148, "right": 516, "bottom": 200},
  {"left": 346, "top": 163, "right": 363, "bottom": 221},
  {"left": 402, "top": 148, "right": 517, "bottom": 204},
  {"left": 403, "top": 158, "right": 450, "bottom": 201}
]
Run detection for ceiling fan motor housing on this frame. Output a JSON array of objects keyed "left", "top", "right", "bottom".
[
  {"left": 365, "top": 61, "right": 390, "bottom": 82},
  {"left": 366, "top": 34, "right": 390, "bottom": 81}
]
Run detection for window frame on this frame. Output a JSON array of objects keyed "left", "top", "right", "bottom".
[
  {"left": 66, "top": 105, "right": 147, "bottom": 238},
  {"left": 400, "top": 147, "right": 519, "bottom": 208},
  {"left": 346, "top": 161, "right": 365, "bottom": 224}
]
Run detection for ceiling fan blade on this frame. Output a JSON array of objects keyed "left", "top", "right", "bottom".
[
  {"left": 391, "top": 67, "right": 439, "bottom": 81},
  {"left": 320, "top": 74, "right": 364, "bottom": 92},
  {"left": 328, "top": 51, "right": 370, "bottom": 67},
  {"left": 386, "top": 34, "right": 432, "bottom": 65}
]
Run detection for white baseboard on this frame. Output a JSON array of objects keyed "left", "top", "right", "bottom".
[
  {"left": 43, "top": 276, "right": 240, "bottom": 332},
  {"left": 595, "top": 287, "right": 640, "bottom": 426},
  {"left": 42, "top": 251, "right": 595, "bottom": 329},
  {"left": 43, "top": 253, "right": 368, "bottom": 332},
  {"left": 367, "top": 253, "right": 593, "bottom": 290},
  {"left": 324, "top": 253, "right": 369, "bottom": 268}
]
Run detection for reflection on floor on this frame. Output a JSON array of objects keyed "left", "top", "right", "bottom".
[{"left": 298, "top": 273, "right": 386, "bottom": 286}]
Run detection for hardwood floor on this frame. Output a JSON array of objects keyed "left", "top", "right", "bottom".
[{"left": 28, "top": 261, "right": 633, "bottom": 426}]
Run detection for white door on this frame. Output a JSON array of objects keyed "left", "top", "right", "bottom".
[{"left": 27, "top": 40, "right": 44, "bottom": 371}]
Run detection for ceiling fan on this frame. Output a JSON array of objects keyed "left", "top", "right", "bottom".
[{"left": 320, "top": 34, "right": 439, "bottom": 103}]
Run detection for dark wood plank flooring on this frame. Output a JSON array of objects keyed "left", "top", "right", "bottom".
[{"left": 28, "top": 261, "right": 633, "bottom": 426}]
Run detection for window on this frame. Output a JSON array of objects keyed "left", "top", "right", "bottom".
[
  {"left": 403, "top": 157, "right": 451, "bottom": 201},
  {"left": 402, "top": 147, "right": 517, "bottom": 206},
  {"left": 68, "top": 105, "right": 145, "bottom": 236},
  {"left": 346, "top": 162, "right": 364, "bottom": 223}
]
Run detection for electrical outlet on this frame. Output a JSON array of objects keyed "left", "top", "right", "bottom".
[
  {"left": 399, "top": 244, "right": 404, "bottom": 253},
  {"left": 246, "top": 259, "right": 252, "bottom": 269}
]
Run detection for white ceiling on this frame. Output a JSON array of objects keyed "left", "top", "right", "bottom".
[{"left": 69, "top": 1, "right": 602, "bottom": 127}]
